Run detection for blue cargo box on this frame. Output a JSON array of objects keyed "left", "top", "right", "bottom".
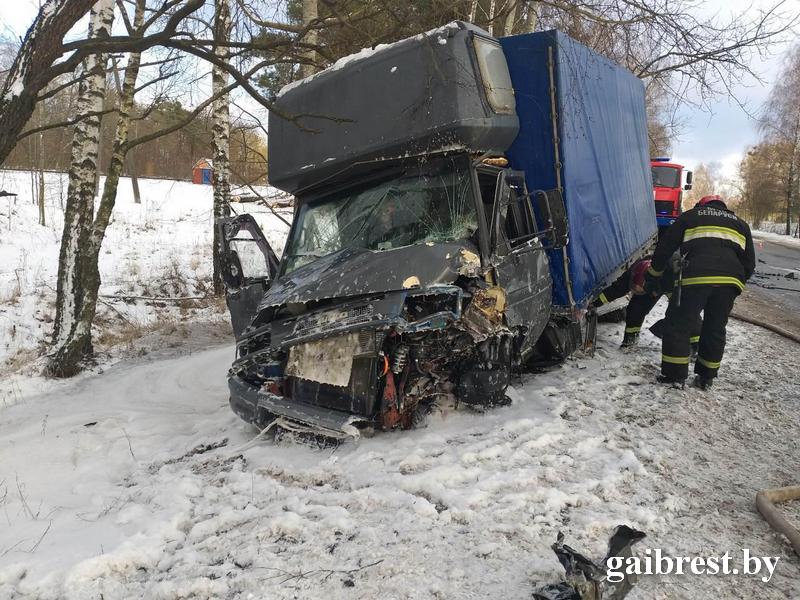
[{"left": 500, "top": 30, "right": 657, "bottom": 309}]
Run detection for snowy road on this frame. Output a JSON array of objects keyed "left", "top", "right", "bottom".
[
  {"left": 751, "top": 237, "right": 800, "bottom": 313},
  {"left": 1, "top": 315, "right": 799, "bottom": 599}
]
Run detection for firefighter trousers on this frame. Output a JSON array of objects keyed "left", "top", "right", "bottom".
[
  {"left": 624, "top": 294, "right": 658, "bottom": 336},
  {"left": 661, "top": 285, "right": 738, "bottom": 380},
  {"left": 624, "top": 294, "right": 701, "bottom": 344}
]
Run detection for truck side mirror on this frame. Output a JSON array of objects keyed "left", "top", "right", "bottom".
[
  {"left": 684, "top": 171, "right": 693, "bottom": 191},
  {"left": 535, "top": 189, "right": 568, "bottom": 249}
]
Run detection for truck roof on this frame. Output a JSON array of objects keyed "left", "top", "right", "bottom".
[{"left": 267, "top": 21, "right": 519, "bottom": 194}]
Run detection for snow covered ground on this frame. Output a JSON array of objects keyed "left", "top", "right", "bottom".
[
  {"left": 0, "top": 169, "right": 291, "bottom": 377},
  {"left": 753, "top": 229, "right": 800, "bottom": 249},
  {"left": 1, "top": 303, "right": 798, "bottom": 599}
]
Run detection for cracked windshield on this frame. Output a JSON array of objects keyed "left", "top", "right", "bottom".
[{"left": 283, "top": 158, "right": 477, "bottom": 273}]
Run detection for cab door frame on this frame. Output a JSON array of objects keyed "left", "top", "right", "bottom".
[
  {"left": 486, "top": 169, "right": 553, "bottom": 351},
  {"left": 216, "top": 214, "right": 279, "bottom": 338}
]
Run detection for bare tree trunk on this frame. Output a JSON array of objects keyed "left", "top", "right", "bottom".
[
  {"left": 128, "top": 153, "right": 141, "bottom": 203},
  {"left": 787, "top": 120, "right": 799, "bottom": 236},
  {"left": 300, "top": 0, "right": 318, "bottom": 78},
  {"left": 111, "top": 57, "right": 141, "bottom": 204},
  {"left": 0, "top": 0, "right": 96, "bottom": 166},
  {"left": 503, "top": 1, "right": 518, "bottom": 36},
  {"left": 37, "top": 110, "right": 46, "bottom": 225},
  {"left": 38, "top": 168, "right": 46, "bottom": 226},
  {"left": 787, "top": 176, "right": 793, "bottom": 236},
  {"left": 69, "top": 0, "right": 147, "bottom": 371},
  {"left": 212, "top": 0, "right": 232, "bottom": 296},
  {"left": 48, "top": 0, "right": 114, "bottom": 378},
  {"left": 523, "top": 1, "right": 537, "bottom": 33}
]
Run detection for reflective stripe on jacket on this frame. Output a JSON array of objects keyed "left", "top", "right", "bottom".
[{"left": 650, "top": 200, "right": 755, "bottom": 292}]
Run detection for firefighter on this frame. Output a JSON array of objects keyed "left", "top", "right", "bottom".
[
  {"left": 621, "top": 256, "right": 701, "bottom": 351},
  {"left": 645, "top": 194, "right": 755, "bottom": 389},
  {"left": 592, "top": 257, "right": 700, "bottom": 350}
]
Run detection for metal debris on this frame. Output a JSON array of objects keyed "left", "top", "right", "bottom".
[{"left": 534, "top": 526, "right": 647, "bottom": 600}]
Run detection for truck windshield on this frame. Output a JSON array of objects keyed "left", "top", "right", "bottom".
[
  {"left": 283, "top": 157, "right": 478, "bottom": 273},
  {"left": 651, "top": 166, "right": 680, "bottom": 188}
]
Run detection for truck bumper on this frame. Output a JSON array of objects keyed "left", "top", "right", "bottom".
[
  {"left": 656, "top": 216, "right": 677, "bottom": 228},
  {"left": 228, "top": 374, "right": 368, "bottom": 437}
]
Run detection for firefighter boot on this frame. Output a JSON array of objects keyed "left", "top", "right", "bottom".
[
  {"left": 656, "top": 374, "right": 685, "bottom": 389},
  {"left": 620, "top": 332, "right": 639, "bottom": 349},
  {"left": 692, "top": 375, "right": 713, "bottom": 391}
]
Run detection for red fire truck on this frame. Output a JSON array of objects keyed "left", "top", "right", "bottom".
[{"left": 651, "top": 158, "right": 692, "bottom": 229}]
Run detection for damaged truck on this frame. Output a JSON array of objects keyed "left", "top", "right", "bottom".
[{"left": 217, "top": 23, "right": 657, "bottom": 437}]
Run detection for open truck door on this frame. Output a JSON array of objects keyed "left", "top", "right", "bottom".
[
  {"left": 489, "top": 170, "right": 554, "bottom": 355},
  {"left": 216, "top": 214, "right": 279, "bottom": 339}
]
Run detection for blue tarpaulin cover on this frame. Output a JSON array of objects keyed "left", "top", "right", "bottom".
[{"left": 500, "top": 30, "right": 656, "bottom": 308}]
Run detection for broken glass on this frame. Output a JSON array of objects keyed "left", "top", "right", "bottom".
[{"left": 284, "top": 157, "right": 477, "bottom": 273}]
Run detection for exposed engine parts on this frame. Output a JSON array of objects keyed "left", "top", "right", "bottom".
[
  {"left": 228, "top": 278, "right": 526, "bottom": 435},
  {"left": 390, "top": 344, "right": 409, "bottom": 374}
]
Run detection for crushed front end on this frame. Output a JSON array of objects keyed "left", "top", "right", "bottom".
[{"left": 228, "top": 249, "right": 521, "bottom": 437}]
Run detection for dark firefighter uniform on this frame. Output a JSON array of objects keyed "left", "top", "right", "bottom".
[
  {"left": 646, "top": 196, "right": 755, "bottom": 385},
  {"left": 594, "top": 257, "right": 700, "bottom": 349},
  {"left": 624, "top": 261, "right": 701, "bottom": 349}
]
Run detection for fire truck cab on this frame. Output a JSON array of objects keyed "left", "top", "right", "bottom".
[{"left": 651, "top": 157, "right": 692, "bottom": 230}]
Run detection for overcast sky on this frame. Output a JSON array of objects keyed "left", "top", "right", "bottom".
[
  {"left": 1, "top": 0, "right": 798, "bottom": 180},
  {"left": 670, "top": 0, "right": 800, "bottom": 179}
]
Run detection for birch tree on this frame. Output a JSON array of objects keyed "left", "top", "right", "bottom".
[
  {"left": 48, "top": 0, "right": 115, "bottom": 377},
  {"left": 0, "top": 0, "right": 97, "bottom": 164},
  {"left": 300, "top": 0, "right": 319, "bottom": 78},
  {"left": 759, "top": 46, "right": 800, "bottom": 235},
  {"left": 58, "top": 0, "right": 149, "bottom": 378},
  {"left": 212, "top": 0, "right": 233, "bottom": 296}
]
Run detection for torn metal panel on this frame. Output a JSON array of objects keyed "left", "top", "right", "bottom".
[
  {"left": 458, "top": 248, "right": 482, "bottom": 277},
  {"left": 229, "top": 375, "right": 371, "bottom": 435},
  {"left": 461, "top": 286, "right": 508, "bottom": 340},
  {"left": 494, "top": 240, "right": 551, "bottom": 328},
  {"left": 285, "top": 332, "right": 364, "bottom": 387},
  {"left": 268, "top": 287, "right": 462, "bottom": 349}
]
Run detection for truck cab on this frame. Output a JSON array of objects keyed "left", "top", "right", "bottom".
[
  {"left": 651, "top": 158, "right": 693, "bottom": 230},
  {"left": 217, "top": 23, "right": 655, "bottom": 437},
  {"left": 218, "top": 150, "right": 561, "bottom": 436}
]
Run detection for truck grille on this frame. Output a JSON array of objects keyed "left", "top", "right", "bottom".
[
  {"left": 655, "top": 200, "right": 675, "bottom": 215},
  {"left": 292, "top": 304, "right": 375, "bottom": 337}
]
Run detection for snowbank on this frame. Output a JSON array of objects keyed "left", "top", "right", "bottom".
[
  {"left": 752, "top": 229, "right": 800, "bottom": 249},
  {"left": 0, "top": 169, "right": 292, "bottom": 373}
]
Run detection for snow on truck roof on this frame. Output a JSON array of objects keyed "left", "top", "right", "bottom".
[{"left": 276, "top": 22, "right": 462, "bottom": 98}]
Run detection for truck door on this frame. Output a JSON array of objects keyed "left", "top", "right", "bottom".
[
  {"left": 490, "top": 171, "right": 552, "bottom": 352},
  {"left": 216, "top": 214, "right": 279, "bottom": 339}
]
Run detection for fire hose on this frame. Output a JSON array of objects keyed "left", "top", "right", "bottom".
[
  {"left": 730, "top": 314, "right": 800, "bottom": 555},
  {"left": 755, "top": 486, "right": 800, "bottom": 556},
  {"left": 729, "top": 312, "right": 800, "bottom": 345}
]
